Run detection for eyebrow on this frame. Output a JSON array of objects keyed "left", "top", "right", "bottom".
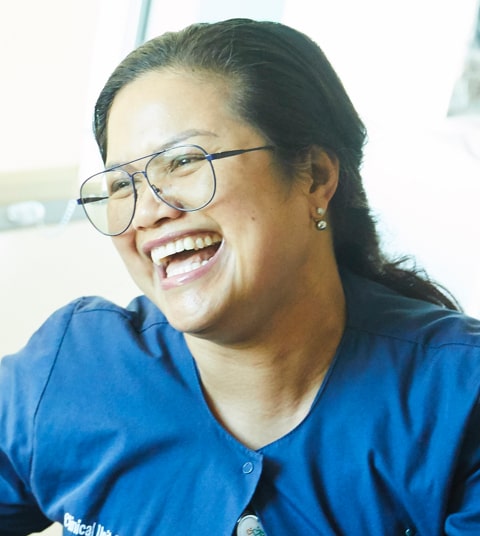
[{"left": 105, "top": 129, "right": 219, "bottom": 169}]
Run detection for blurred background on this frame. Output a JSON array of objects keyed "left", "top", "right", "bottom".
[{"left": 0, "top": 1, "right": 479, "bottom": 534}]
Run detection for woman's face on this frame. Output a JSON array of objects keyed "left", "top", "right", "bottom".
[{"left": 106, "top": 69, "right": 337, "bottom": 343}]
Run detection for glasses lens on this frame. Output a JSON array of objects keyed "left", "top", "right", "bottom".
[
  {"left": 79, "top": 170, "right": 135, "bottom": 236},
  {"left": 146, "top": 145, "right": 215, "bottom": 211},
  {"left": 79, "top": 145, "right": 216, "bottom": 236}
]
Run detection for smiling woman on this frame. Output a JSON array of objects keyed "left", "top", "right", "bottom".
[{"left": 1, "top": 17, "right": 480, "bottom": 536}]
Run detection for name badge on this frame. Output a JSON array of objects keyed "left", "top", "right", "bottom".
[{"left": 236, "top": 511, "right": 267, "bottom": 536}]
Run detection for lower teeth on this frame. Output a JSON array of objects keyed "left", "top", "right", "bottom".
[{"left": 166, "top": 259, "right": 210, "bottom": 278}]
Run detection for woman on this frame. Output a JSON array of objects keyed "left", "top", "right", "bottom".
[{"left": 1, "top": 18, "right": 479, "bottom": 535}]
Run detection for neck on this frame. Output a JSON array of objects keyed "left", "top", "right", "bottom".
[{"left": 185, "top": 270, "right": 346, "bottom": 449}]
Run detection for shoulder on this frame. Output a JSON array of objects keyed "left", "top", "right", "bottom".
[
  {"left": 70, "top": 294, "right": 167, "bottom": 329},
  {"left": 0, "top": 294, "right": 176, "bottom": 413},
  {"left": 342, "top": 271, "right": 480, "bottom": 350},
  {"left": 339, "top": 272, "right": 480, "bottom": 407},
  {"left": 46, "top": 293, "right": 173, "bottom": 343},
  {"left": 2, "top": 294, "right": 169, "bottom": 364}
]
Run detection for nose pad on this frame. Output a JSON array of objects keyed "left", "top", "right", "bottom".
[
  {"left": 130, "top": 172, "right": 180, "bottom": 229},
  {"left": 138, "top": 175, "right": 186, "bottom": 211},
  {"left": 131, "top": 171, "right": 161, "bottom": 202},
  {"left": 150, "top": 183, "right": 162, "bottom": 198}
]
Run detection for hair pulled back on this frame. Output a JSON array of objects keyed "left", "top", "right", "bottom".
[{"left": 93, "top": 18, "right": 458, "bottom": 310}]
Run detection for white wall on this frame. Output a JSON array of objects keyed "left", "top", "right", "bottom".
[{"left": 0, "top": 220, "right": 138, "bottom": 357}]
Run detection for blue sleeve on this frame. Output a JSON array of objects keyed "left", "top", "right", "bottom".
[
  {"left": 445, "top": 396, "right": 480, "bottom": 534},
  {"left": 0, "top": 302, "right": 76, "bottom": 535}
]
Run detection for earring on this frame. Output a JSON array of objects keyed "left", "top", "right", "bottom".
[{"left": 315, "top": 207, "right": 327, "bottom": 231}]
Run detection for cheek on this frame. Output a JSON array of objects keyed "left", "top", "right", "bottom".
[
  {"left": 112, "top": 234, "right": 143, "bottom": 270},
  {"left": 112, "top": 235, "right": 156, "bottom": 297}
]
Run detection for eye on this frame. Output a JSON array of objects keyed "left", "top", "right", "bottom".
[
  {"left": 169, "top": 153, "right": 205, "bottom": 171},
  {"left": 111, "top": 179, "right": 130, "bottom": 193},
  {"left": 106, "top": 172, "right": 134, "bottom": 196},
  {"left": 147, "top": 147, "right": 207, "bottom": 179}
]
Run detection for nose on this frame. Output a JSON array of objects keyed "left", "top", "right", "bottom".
[{"left": 130, "top": 172, "right": 181, "bottom": 230}]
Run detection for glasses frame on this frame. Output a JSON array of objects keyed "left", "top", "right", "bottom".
[{"left": 77, "top": 144, "right": 274, "bottom": 236}]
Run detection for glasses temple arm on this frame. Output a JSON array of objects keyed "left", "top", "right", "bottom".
[{"left": 76, "top": 196, "right": 108, "bottom": 205}]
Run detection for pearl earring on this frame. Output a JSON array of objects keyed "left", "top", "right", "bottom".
[{"left": 315, "top": 207, "right": 327, "bottom": 231}]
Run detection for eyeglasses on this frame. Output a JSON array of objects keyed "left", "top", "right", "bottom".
[{"left": 77, "top": 144, "right": 274, "bottom": 236}]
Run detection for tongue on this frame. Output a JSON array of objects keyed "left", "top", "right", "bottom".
[{"left": 165, "top": 245, "right": 218, "bottom": 278}]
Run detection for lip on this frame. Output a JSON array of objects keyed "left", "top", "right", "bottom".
[{"left": 142, "top": 229, "right": 224, "bottom": 290}]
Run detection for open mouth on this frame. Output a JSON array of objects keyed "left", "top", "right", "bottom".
[{"left": 150, "top": 232, "right": 222, "bottom": 278}]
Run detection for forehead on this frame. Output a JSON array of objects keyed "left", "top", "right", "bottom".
[{"left": 105, "top": 69, "right": 248, "bottom": 162}]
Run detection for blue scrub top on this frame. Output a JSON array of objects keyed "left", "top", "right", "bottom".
[{"left": 1, "top": 272, "right": 479, "bottom": 535}]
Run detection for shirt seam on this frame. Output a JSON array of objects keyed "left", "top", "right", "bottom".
[
  {"left": 345, "top": 323, "right": 480, "bottom": 352},
  {"left": 73, "top": 298, "right": 170, "bottom": 334},
  {"left": 28, "top": 302, "right": 76, "bottom": 483}
]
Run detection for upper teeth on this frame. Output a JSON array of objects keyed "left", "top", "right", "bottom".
[{"left": 150, "top": 233, "right": 222, "bottom": 265}]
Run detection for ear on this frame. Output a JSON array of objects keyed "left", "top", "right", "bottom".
[{"left": 306, "top": 145, "right": 339, "bottom": 214}]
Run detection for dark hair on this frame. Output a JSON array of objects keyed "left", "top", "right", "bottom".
[{"left": 93, "top": 18, "right": 459, "bottom": 310}]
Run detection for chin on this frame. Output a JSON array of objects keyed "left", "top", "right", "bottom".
[{"left": 151, "top": 291, "right": 211, "bottom": 332}]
